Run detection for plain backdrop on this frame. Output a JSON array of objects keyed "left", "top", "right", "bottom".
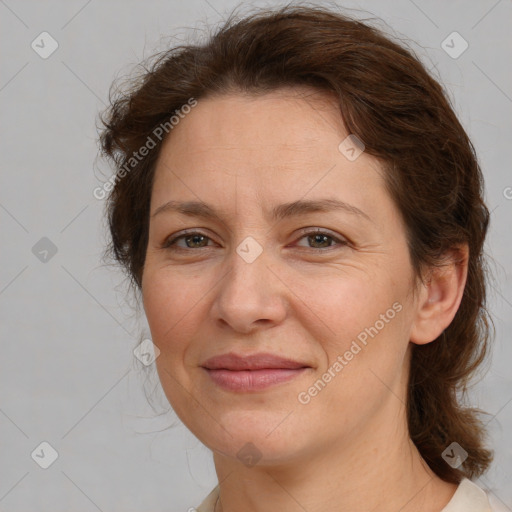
[{"left": 1, "top": 0, "right": 511, "bottom": 510}]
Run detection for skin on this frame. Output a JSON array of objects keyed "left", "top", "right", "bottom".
[{"left": 141, "top": 87, "right": 468, "bottom": 512}]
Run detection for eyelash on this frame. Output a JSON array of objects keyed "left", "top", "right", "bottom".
[{"left": 161, "top": 228, "right": 349, "bottom": 252}]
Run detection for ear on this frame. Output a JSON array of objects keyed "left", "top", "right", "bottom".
[{"left": 409, "top": 244, "right": 469, "bottom": 345}]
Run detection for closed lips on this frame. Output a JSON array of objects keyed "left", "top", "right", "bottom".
[
  {"left": 201, "top": 352, "right": 311, "bottom": 392},
  {"left": 201, "top": 352, "right": 310, "bottom": 370}
]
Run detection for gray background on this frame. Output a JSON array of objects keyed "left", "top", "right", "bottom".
[{"left": 0, "top": 0, "right": 511, "bottom": 510}]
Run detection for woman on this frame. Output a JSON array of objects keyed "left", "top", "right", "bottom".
[{"left": 98, "top": 4, "right": 496, "bottom": 511}]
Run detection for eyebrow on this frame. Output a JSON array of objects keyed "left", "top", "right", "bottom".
[{"left": 152, "top": 198, "right": 373, "bottom": 223}]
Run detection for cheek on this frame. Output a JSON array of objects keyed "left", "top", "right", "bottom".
[
  {"left": 142, "top": 274, "right": 169, "bottom": 339},
  {"left": 298, "top": 267, "right": 409, "bottom": 387},
  {"left": 292, "top": 266, "right": 393, "bottom": 341},
  {"left": 142, "top": 269, "right": 198, "bottom": 352}
]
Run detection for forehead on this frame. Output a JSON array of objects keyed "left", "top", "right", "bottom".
[
  {"left": 161, "top": 87, "right": 345, "bottom": 159},
  {"left": 150, "top": 87, "right": 391, "bottom": 225},
  {"left": 154, "top": 88, "right": 382, "bottom": 174}
]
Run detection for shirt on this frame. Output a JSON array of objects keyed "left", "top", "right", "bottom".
[{"left": 195, "top": 478, "right": 494, "bottom": 512}]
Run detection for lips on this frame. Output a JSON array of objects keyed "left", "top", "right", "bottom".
[
  {"left": 201, "top": 352, "right": 311, "bottom": 392},
  {"left": 201, "top": 352, "right": 309, "bottom": 371}
]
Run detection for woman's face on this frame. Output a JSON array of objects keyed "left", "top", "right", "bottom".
[{"left": 142, "top": 87, "right": 422, "bottom": 465}]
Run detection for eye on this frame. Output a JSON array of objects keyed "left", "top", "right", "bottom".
[
  {"left": 161, "top": 228, "right": 349, "bottom": 252},
  {"left": 294, "top": 228, "right": 348, "bottom": 250},
  {"left": 162, "top": 230, "right": 216, "bottom": 250}
]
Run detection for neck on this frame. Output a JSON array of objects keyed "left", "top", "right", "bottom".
[{"left": 212, "top": 402, "right": 457, "bottom": 512}]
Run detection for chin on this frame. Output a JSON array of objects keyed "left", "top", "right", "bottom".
[{"left": 203, "top": 411, "right": 310, "bottom": 466}]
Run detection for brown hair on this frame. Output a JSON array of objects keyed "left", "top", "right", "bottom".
[{"left": 98, "top": 3, "right": 493, "bottom": 483}]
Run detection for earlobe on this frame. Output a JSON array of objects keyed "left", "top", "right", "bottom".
[{"left": 409, "top": 245, "right": 469, "bottom": 345}]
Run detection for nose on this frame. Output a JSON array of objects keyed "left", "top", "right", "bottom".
[{"left": 210, "top": 242, "right": 288, "bottom": 334}]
